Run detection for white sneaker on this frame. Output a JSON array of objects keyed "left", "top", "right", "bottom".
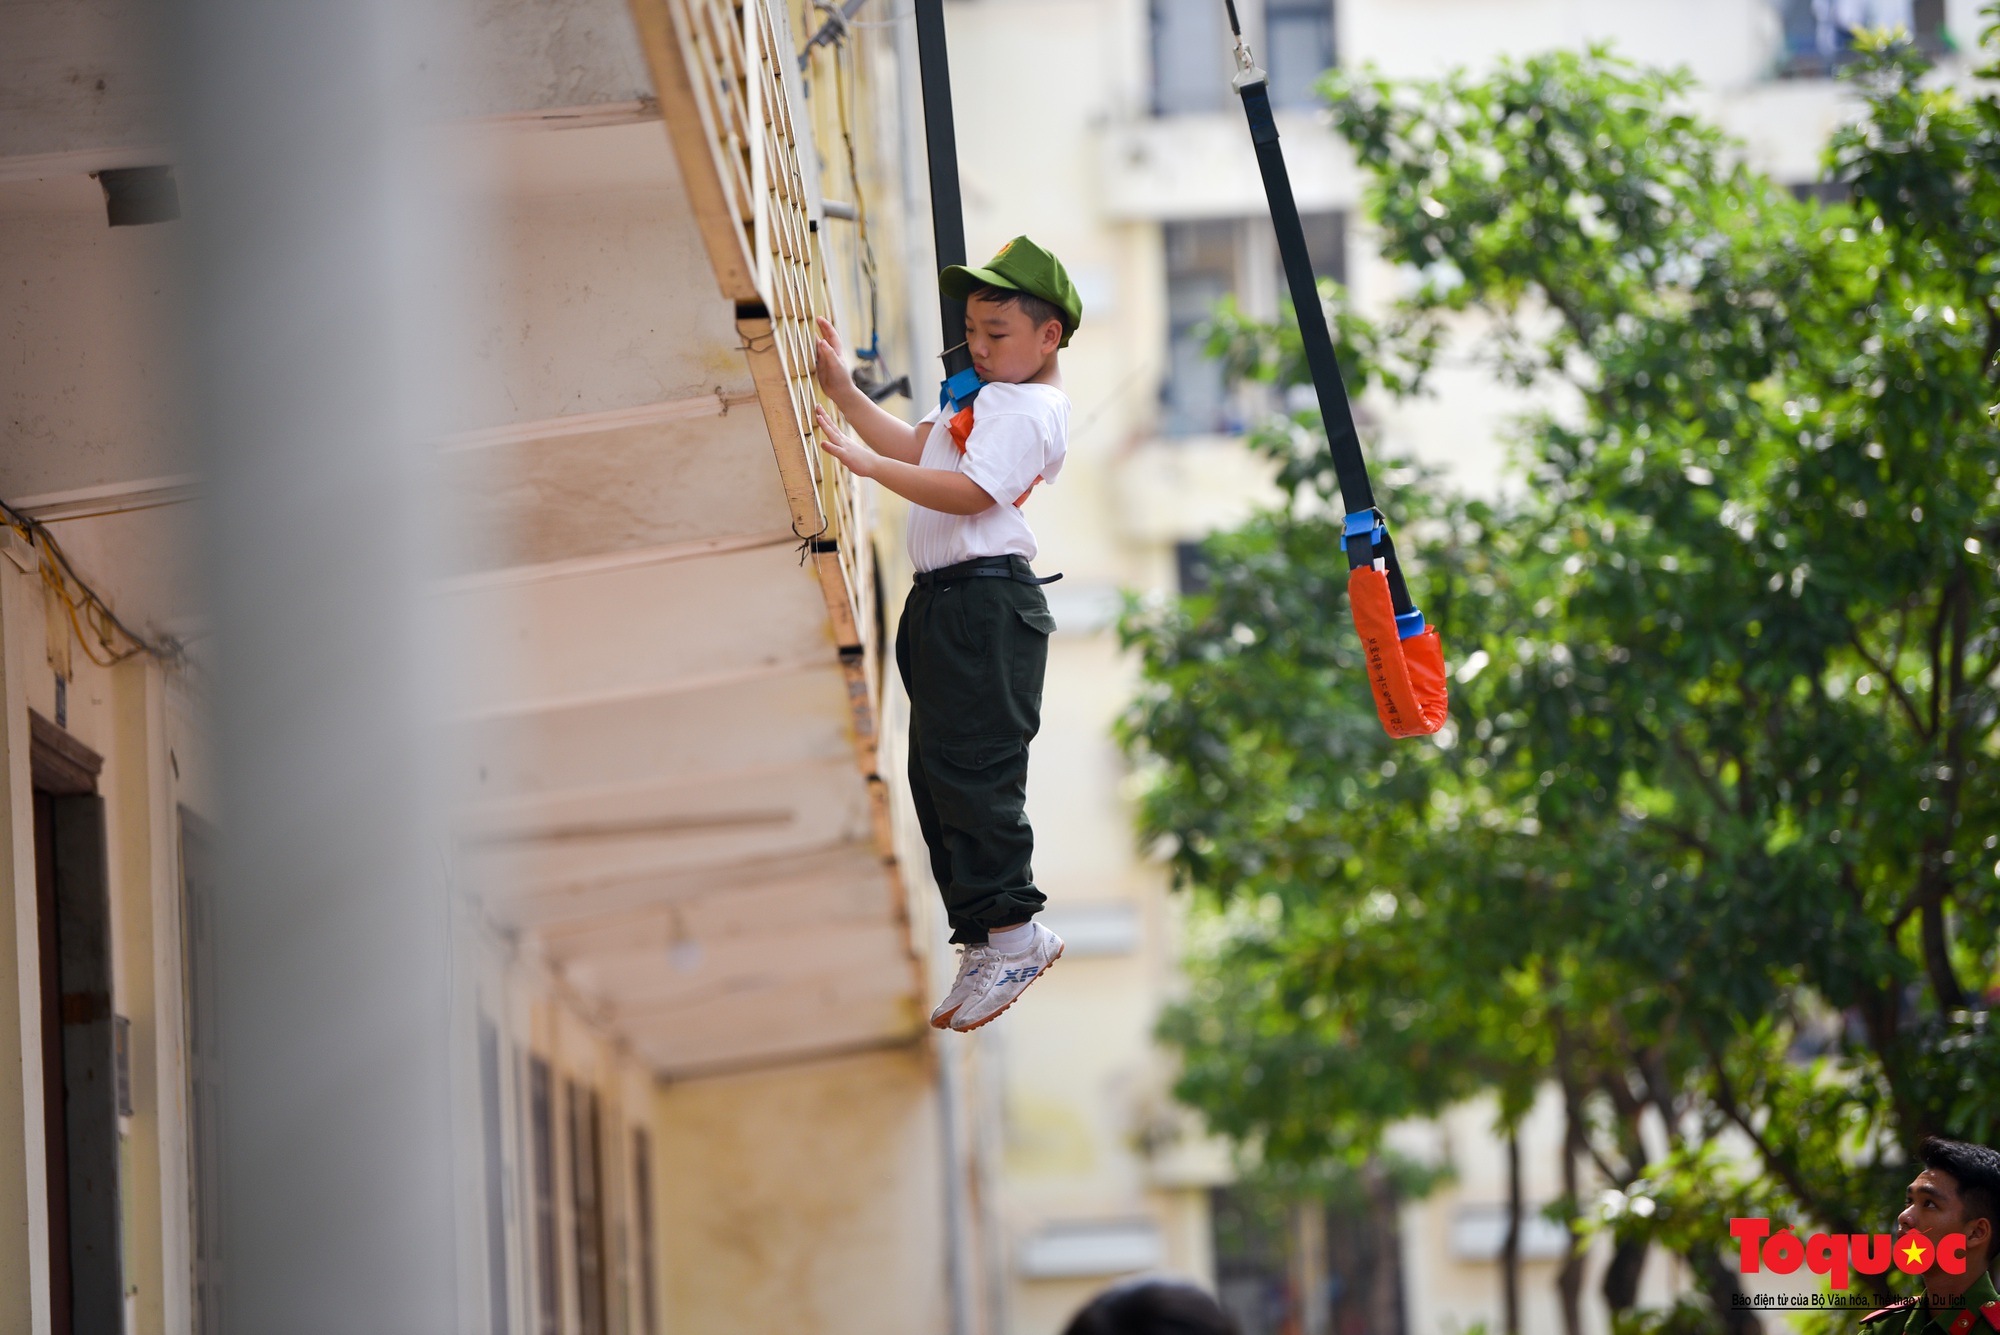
[
  {"left": 948, "top": 923, "right": 1064, "bottom": 1032},
  {"left": 929, "top": 944, "right": 993, "bottom": 1029}
]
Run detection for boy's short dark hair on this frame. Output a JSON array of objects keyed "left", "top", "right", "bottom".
[
  {"left": 1918, "top": 1136, "right": 2000, "bottom": 1244},
  {"left": 1061, "top": 1279, "right": 1238, "bottom": 1335},
  {"left": 969, "top": 283, "right": 1071, "bottom": 340}
]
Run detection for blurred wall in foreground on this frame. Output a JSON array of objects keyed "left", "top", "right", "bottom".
[{"left": 0, "top": 0, "right": 992, "bottom": 1330}]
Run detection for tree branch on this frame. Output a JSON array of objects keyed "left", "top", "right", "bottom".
[
  {"left": 1655, "top": 821, "right": 1722, "bottom": 861},
  {"left": 1666, "top": 727, "right": 1732, "bottom": 814},
  {"left": 1889, "top": 883, "right": 1925, "bottom": 932},
  {"left": 1849, "top": 630, "right": 1929, "bottom": 738},
  {"left": 1923, "top": 573, "right": 1958, "bottom": 739},
  {"left": 1920, "top": 892, "right": 1968, "bottom": 1011},
  {"left": 1701, "top": 1029, "right": 1862, "bottom": 1237}
]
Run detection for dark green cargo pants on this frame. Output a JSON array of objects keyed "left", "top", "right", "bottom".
[{"left": 896, "top": 557, "right": 1057, "bottom": 944}]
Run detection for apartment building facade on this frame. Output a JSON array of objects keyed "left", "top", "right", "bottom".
[{"left": 932, "top": 1, "right": 1989, "bottom": 1334}]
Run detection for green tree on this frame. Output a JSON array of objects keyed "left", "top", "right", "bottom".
[{"left": 1122, "top": 24, "right": 2000, "bottom": 1333}]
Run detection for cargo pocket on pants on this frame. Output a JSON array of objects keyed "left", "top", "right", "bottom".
[
  {"left": 938, "top": 733, "right": 1026, "bottom": 773},
  {"left": 1014, "top": 605, "right": 1057, "bottom": 636},
  {"left": 1011, "top": 603, "right": 1055, "bottom": 698}
]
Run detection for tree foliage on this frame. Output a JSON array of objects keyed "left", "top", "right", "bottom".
[{"left": 1120, "top": 25, "right": 2000, "bottom": 1328}]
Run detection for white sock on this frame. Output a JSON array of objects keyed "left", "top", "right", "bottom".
[{"left": 987, "top": 922, "right": 1034, "bottom": 954}]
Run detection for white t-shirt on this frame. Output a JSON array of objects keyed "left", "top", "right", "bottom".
[{"left": 906, "top": 381, "right": 1070, "bottom": 573}]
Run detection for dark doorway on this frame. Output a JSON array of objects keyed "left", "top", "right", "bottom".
[
  {"left": 31, "top": 711, "right": 122, "bottom": 1335},
  {"left": 181, "top": 810, "right": 224, "bottom": 1335},
  {"left": 1211, "top": 1175, "right": 1407, "bottom": 1335},
  {"left": 632, "top": 1127, "right": 658, "bottom": 1335},
  {"left": 1211, "top": 1185, "right": 1289, "bottom": 1335}
]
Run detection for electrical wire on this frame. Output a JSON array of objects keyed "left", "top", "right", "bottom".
[
  {"left": 800, "top": 0, "right": 869, "bottom": 65},
  {"left": 0, "top": 496, "right": 182, "bottom": 669},
  {"left": 809, "top": 0, "right": 887, "bottom": 369}
]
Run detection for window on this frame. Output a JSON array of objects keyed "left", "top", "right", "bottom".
[
  {"left": 1161, "top": 213, "right": 1345, "bottom": 438},
  {"left": 1175, "top": 540, "right": 1212, "bottom": 594},
  {"left": 632, "top": 1129, "right": 659, "bottom": 1335},
  {"left": 1789, "top": 180, "right": 1851, "bottom": 207},
  {"left": 1162, "top": 220, "right": 1238, "bottom": 436},
  {"left": 1151, "top": 0, "right": 1232, "bottom": 115},
  {"left": 1264, "top": 0, "right": 1336, "bottom": 109},
  {"left": 568, "top": 1082, "right": 608, "bottom": 1335},
  {"left": 528, "top": 1058, "right": 559, "bottom": 1335},
  {"left": 1285, "top": 210, "right": 1346, "bottom": 290},
  {"left": 1153, "top": 0, "right": 1337, "bottom": 114},
  {"left": 1774, "top": 0, "right": 1942, "bottom": 75}
]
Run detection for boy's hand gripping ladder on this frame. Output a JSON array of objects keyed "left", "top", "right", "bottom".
[{"left": 1221, "top": 1, "right": 1448, "bottom": 738}]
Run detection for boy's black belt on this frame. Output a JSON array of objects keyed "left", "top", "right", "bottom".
[{"left": 912, "top": 555, "right": 1063, "bottom": 587}]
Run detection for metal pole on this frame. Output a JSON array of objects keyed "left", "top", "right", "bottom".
[
  {"left": 177, "top": 0, "right": 461, "bottom": 1325},
  {"left": 912, "top": 0, "right": 973, "bottom": 383}
]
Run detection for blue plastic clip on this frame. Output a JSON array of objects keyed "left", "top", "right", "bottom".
[
  {"left": 939, "top": 368, "right": 984, "bottom": 412},
  {"left": 1339, "top": 510, "right": 1388, "bottom": 553},
  {"left": 1395, "top": 608, "right": 1427, "bottom": 640}
]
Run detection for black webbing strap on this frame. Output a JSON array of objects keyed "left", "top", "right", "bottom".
[
  {"left": 1223, "top": 2, "right": 1415, "bottom": 616},
  {"left": 913, "top": 0, "right": 978, "bottom": 397}
]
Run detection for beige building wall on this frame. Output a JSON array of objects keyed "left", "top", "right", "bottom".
[
  {"left": 0, "top": 541, "right": 211, "bottom": 1335},
  {"left": 652, "top": 1048, "right": 950, "bottom": 1335},
  {"left": 461, "top": 918, "right": 952, "bottom": 1335},
  {"left": 1, "top": 28, "right": 213, "bottom": 1327}
]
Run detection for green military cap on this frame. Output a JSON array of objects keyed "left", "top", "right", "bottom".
[{"left": 940, "top": 236, "right": 1083, "bottom": 347}]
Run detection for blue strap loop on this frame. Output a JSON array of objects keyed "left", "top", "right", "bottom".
[
  {"left": 1339, "top": 509, "right": 1388, "bottom": 553},
  {"left": 939, "top": 368, "right": 983, "bottom": 412},
  {"left": 1394, "top": 608, "right": 1427, "bottom": 640}
]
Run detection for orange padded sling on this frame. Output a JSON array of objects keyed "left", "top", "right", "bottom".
[{"left": 1349, "top": 566, "right": 1451, "bottom": 738}]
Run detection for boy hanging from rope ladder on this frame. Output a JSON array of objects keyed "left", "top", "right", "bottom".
[
  {"left": 810, "top": 0, "right": 1447, "bottom": 1030},
  {"left": 813, "top": 237, "right": 1080, "bottom": 1031}
]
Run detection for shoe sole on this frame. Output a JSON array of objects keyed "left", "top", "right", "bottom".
[{"left": 950, "top": 944, "right": 1063, "bottom": 1033}]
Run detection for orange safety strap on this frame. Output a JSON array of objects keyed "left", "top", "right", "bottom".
[
  {"left": 1347, "top": 567, "right": 1450, "bottom": 739},
  {"left": 948, "top": 405, "right": 1040, "bottom": 507}
]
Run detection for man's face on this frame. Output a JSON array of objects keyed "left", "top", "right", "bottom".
[
  {"left": 965, "top": 293, "right": 1059, "bottom": 384},
  {"left": 1899, "top": 1168, "right": 1992, "bottom": 1272}
]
